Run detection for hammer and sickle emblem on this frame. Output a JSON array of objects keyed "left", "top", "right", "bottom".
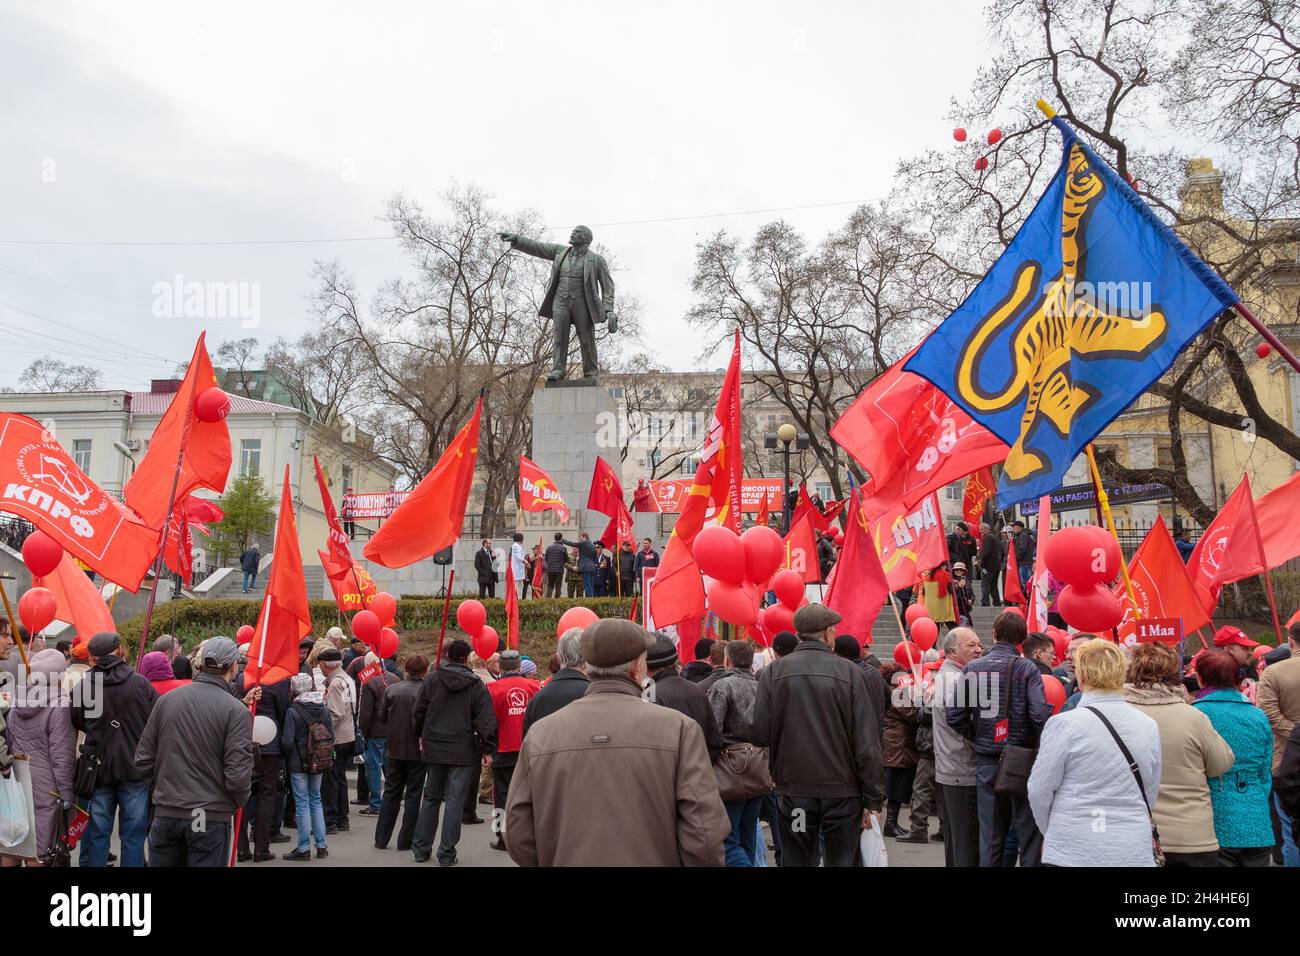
[{"left": 954, "top": 144, "right": 1168, "bottom": 483}]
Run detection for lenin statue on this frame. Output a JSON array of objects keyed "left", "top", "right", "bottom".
[{"left": 499, "top": 225, "right": 615, "bottom": 382}]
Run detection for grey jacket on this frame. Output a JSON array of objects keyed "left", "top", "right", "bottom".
[
  {"left": 707, "top": 668, "right": 758, "bottom": 746},
  {"left": 509, "top": 235, "right": 615, "bottom": 324},
  {"left": 932, "top": 659, "right": 977, "bottom": 786},
  {"left": 134, "top": 672, "right": 254, "bottom": 822}
]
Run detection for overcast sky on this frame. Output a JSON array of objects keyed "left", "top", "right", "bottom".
[{"left": 0, "top": 1, "right": 988, "bottom": 389}]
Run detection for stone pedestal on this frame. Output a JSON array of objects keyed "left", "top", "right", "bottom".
[{"left": 528, "top": 379, "right": 623, "bottom": 542}]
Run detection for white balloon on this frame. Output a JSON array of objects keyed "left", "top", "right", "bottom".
[{"left": 252, "top": 714, "right": 277, "bottom": 746}]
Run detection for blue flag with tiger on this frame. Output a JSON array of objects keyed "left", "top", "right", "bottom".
[{"left": 905, "top": 114, "right": 1238, "bottom": 508}]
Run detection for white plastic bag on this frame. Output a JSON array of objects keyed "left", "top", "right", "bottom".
[
  {"left": 860, "top": 815, "right": 889, "bottom": 867},
  {"left": 0, "top": 769, "right": 30, "bottom": 848}
]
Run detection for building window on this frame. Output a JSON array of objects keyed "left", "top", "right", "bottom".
[
  {"left": 342, "top": 464, "right": 353, "bottom": 491},
  {"left": 681, "top": 454, "right": 699, "bottom": 475},
  {"left": 648, "top": 416, "right": 662, "bottom": 442},
  {"left": 815, "top": 482, "right": 832, "bottom": 501},
  {"left": 73, "top": 439, "right": 91, "bottom": 473},
  {"left": 648, "top": 449, "right": 662, "bottom": 470},
  {"left": 946, "top": 484, "right": 962, "bottom": 500},
  {"left": 608, "top": 386, "right": 623, "bottom": 398},
  {"left": 240, "top": 439, "right": 262, "bottom": 477}
]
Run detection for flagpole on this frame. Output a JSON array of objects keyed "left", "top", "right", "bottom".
[
  {"left": 1085, "top": 445, "right": 1141, "bottom": 620},
  {"left": 134, "top": 414, "right": 192, "bottom": 670},
  {"left": 436, "top": 570, "right": 455, "bottom": 669},
  {"left": 1235, "top": 302, "right": 1300, "bottom": 377},
  {"left": 0, "top": 578, "right": 30, "bottom": 676}
]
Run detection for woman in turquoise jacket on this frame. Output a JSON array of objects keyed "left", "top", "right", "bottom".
[{"left": 1192, "top": 651, "right": 1275, "bottom": 866}]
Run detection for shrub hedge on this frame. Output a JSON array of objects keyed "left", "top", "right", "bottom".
[{"left": 117, "top": 596, "right": 637, "bottom": 652}]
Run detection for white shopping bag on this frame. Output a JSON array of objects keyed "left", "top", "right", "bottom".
[
  {"left": 860, "top": 813, "right": 889, "bottom": 867},
  {"left": 0, "top": 756, "right": 34, "bottom": 853}
]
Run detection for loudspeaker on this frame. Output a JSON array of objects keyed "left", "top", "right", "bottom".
[{"left": 432, "top": 545, "right": 454, "bottom": 566}]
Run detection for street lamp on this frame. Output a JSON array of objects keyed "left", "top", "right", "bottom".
[
  {"left": 765, "top": 423, "right": 809, "bottom": 535},
  {"left": 113, "top": 441, "right": 136, "bottom": 479}
]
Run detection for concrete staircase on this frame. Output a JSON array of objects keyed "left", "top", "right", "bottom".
[
  {"left": 195, "top": 556, "right": 328, "bottom": 601},
  {"left": 864, "top": 602, "right": 1005, "bottom": 655}
]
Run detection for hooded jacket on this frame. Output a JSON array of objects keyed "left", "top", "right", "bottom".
[
  {"left": 134, "top": 672, "right": 254, "bottom": 821},
  {"left": 70, "top": 654, "right": 159, "bottom": 786},
  {"left": 412, "top": 662, "right": 497, "bottom": 765},
  {"left": 6, "top": 649, "right": 75, "bottom": 855},
  {"left": 522, "top": 668, "right": 589, "bottom": 737},
  {"left": 280, "top": 693, "right": 333, "bottom": 775}
]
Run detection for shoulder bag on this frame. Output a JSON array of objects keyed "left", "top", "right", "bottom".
[
  {"left": 1084, "top": 705, "right": 1165, "bottom": 866},
  {"left": 993, "top": 657, "right": 1037, "bottom": 798}
]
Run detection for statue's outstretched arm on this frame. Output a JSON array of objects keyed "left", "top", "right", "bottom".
[{"left": 499, "top": 232, "right": 566, "bottom": 261}]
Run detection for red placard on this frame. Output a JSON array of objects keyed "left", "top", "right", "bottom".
[
  {"left": 637, "top": 478, "right": 785, "bottom": 513},
  {"left": 1132, "top": 617, "right": 1182, "bottom": 645}
]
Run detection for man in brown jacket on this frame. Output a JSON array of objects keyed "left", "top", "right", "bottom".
[
  {"left": 504, "top": 619, "right": 728, "bottom": 866},
  {"left": 1258, "top": 623, "right": 1300, "bottom": 866}
]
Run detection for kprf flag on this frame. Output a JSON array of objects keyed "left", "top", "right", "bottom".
[
  {"left": 1186, "top": 474, "right": 1268, "bottom": 613},
  {"left": 587, "top": 456, "right": 626, "bottom": 520},
  {"left": 833, "top": 346, "right": 1008, "bottom": 520},
  {"left": 1027, "top": 497, "right": 1053, "bottom": 631},
  {"left": 963, "top": 467, "right": 997, "bottom": 530},
  {"left": 519, "top": 455, "right": 569, "bottom": 523},
  {"left": 365, "top": 399, "right": 481, "bottom": 568},
  {"left": 905, "top": 114, "right": 1239, "bottom": 508},
  {"left": 1116, "top": 516, "right": 1212, "bottom": 640},
  {"left": 34, "top": 552, "right": 115, "bottom": 643},
  {"left": 247, "top": 466, "right": 312, "bottom": 686},
  {"left": 825, "top": 490, "right": 890, "bottom": 646},
  {"left": 125, "top": 333, "right": 232, "bottom": 529},
  {"left": 313, "top": 455, "right": 353, "bottom": 571},
  {"left": 781, "top": 512, "right": 821, "bottom": 584},
  {"left": 0, "top": 413, "right": 159, "bottom": 591},
  {"left": 1254, "top": 470, "right": 1300, "bottom": 569},
  {"left": 650, "top": 331, "right": 743, "bottom": 628},
  {"left": 868, "top": 493, "right": 948, "bottom": 592},
  {"left": 319, "top": 550, "right": 378, "bottom": 614}
]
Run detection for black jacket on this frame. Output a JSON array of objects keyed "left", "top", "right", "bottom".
[
  {"left": 946, "top": 642, "right": 1051, "bottom": 756},
  {"left": 280, "top": 696, "right": 333, "bottom": 775},
  {"left": 542, "top": 542, "right": 568, "bottom": 574},
  {"left": 1012, "top": 528, "right": 1035, "bottom": 565},
  {"left": 564, "top": 538, "right": 599, "bottom": 573},
  {"left": 633, "top": 548, "right": 659, "bottom": 575},
  {"left": 240, "top": 549, "right": 261, "bottom": 574},
  {"left": 474, "top": 548, "right": 497, "bottom": 585},
  {"left": 978, "top": 531, "right": 1003, "bottom": 571},
  {"left": 70, "top": 656, "right": 159, "bottom": 786},
  {"left": 853, "top": 658, "right": 888, "bottom": 750},
  {"left": 649, "top": 670, "right": 724, "bottom": 762},
  {"left": 748, "top": 640, "right": 885, "bottom": 806},
  {"left": 359, "top": 670, "right": 401, "bottom": 739},
  {"left": 947, "top": 531, "right": 977, "bottom": 569},
  {"left": 522, "top": 668, "right": 589, "bottom": 737},
  {"left": 412, "top": 663, "right": 497, "bottom": 765},
  {"left": 246, "top": 677, "right": 289, "bottom": 757},
  {"left": 1274, "top": 722, "right": 1300, "bottom": 818},
  {"left": 616, "top": 548, "right": 636, "bottom": 579},
  {"left": 680, "top": 660, "right": 713, "bottom": 683},
  {"left": 378, "top": 676, "right": 425, "bottom": 761}
]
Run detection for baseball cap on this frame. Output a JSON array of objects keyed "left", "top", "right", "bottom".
[{"left": 1213, "top": 626, "right": 1260, "bottom": 650}]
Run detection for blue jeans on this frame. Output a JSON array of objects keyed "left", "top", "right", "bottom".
[
  {"left": 364, "top": 737, "right": 386, "bottom": 811},
  {"left": 581, "top": 572, "right": 596, "bottom": 597},
  {"left": 243, "top": 570, "right": 257, "bottom": 592},
  {"left": 724, "top": 797, "right": 763, "bottom": 867},
  {"left": 1276, "top": 793, "right": 1299, "bottom": 867},
  {"left": 289, "top": 772, "right": 327, "bottom": 852},
  {"left": 1018, "top": 563, "right": 1032, "bottom": 591},
  {"left": 81, "top": 779, "right": 150, "bottom": 868}
]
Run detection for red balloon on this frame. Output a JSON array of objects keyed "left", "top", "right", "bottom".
[
  {"left": 911, "top": 617, "right": 939, "bottom": 651},
  {"left": 974, "top": 156, "right": 989, "bottom": 171},
  {"left": 1043, "top": 674, "right": 1067, "bottom": 714},
  {"left": 351, "top": 609, "right": 382, "bottom": 644},
  {"left": 893, "top": 641, "right": 923, "bottom": 667},
  {"left": 986, "top": 127, "right": 1002, "bottom": 145},
  {"left": 455, "top": 599, "right": 487, "bottom": 637},
  {"left": 693, "top": 526, "right": 745, "bottom": 585},
  {"left": 194, "top": 387, "right": 231, "bottom": 423},
  {"left": 953, "top": 127, "right": 967, "bottom": 142},
  {"left": 21, "top": 530, "right": 63, "bottom": 578},
  {"left": 557, "top": 605, "right": 599, "bottom": 639},
  {"left": 1257, "top": 342, "right": 1272, "bottom": 359},
  {"left": 1044, "top": 525, "right": 1120, "bottom": 588},
  {"left": 749, "top": 624, "right": 771, "bottom": 648},
  {"left": 236, "top": 624, "right": 255, "bottom": 645},
  {"left": 904, "top": 603, "right": 931, "bottom": 627},
  {"left": 1049, "top": 628, "right": 1070, "bottom": 665},
  {"left": 18, "top": 587, "right": 57, "bottom": 634},
  {"left": 370, "top": 592, "right": 397, "bottom": 628},
  {"left": 707, "top": 579, "right": 758, "bottom": 626},
  {"left": 761, "top": 603, "right": 795, "bottom": 638},
  {"left": 472, "top": 626, "right": 499, "bottom": 661},
  {"left": 377, "top": 627, "right": 399, "bottom": 659},
  {"left": 1003, "top": 606, "right": 1025, "bottom": 619},
  {"left": 771, "top": 570, "right": 804, "bottom": 610},
  {"left": 1057, "top": 583, "right": 1124, "bottom": 633},
  {"left": 741, "top": 525, "right": 784, "bottom": 584}
]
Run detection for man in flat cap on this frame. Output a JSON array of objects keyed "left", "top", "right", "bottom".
[
  {"left": 505, "top": 618, "right": 728, "bottom": 866},
  {"left": 70, "top": 632, "right": 159, "bottom": 867},
  {"left": 749, "top": 603, "right": 885, "bottom": 867},
  {"left": 135, "top": 636, "right": 255, "bottom": 867}
]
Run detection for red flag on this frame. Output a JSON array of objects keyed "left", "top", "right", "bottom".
[
  {"left": 125, "top": 333, "right": 232, "bottom": 530},
  {"left": 650, "top": 332, "right": 743, "bottom": 628},
  {"left": 1187, "top": 474, "right": 1267, "bottom": 613},
  {"left": 1256, "top": 470, "right": 1300, "bottom": 569},
  {"left": 35, "top": 552, "right": 115, "bottom": 642},
  {"left": 1116, "top": 516, "right": 1212, "bottom": 640},
  {"left": 246, "top": 466, "right": 312, "bottom": 686},
  {"left": 755, "top": 492, "right": 770, "bottom": 529},
  {"left": 1004, "top": 537, "right": 1026, "bottom": 611},
  {"left": 587, "top": 456, "right": 626, "bottom": 518},
  {"left": 600, "top": 500, "right": 633, "bottom": 550},
  {"left": 0, "top": 413, "right": 159, "bottom": 591},
  {"left": 313, "top": 456, "right": 353, "bottom": 570},
  {"left": 962, "top": 467, "right": 996, "bottom": 529},
  {"left": 791, "top": 484, "right": 830, "bottom": 534},
  {"left": 834, "top": 348, "right": 1008, "bottom": 517},
  {"left": 825, "top": 490, "right": 889, "bottom": 645},
  {"left": 319, "top": 550, "right": 378, "bottom": 614},
  {"left": 531, "top": 536, "right": 545, "bottom": 596},
  {"left": 163, "top": 495, "right": 223, "bottom": 587},
  {"left": 519, "top": 455, "right": 570, "bottom": 523},
  {"left": 1026, "top": 498, "right": 1052, "bottom": 632},
  {"left": 781, "top": 512, "right": 822, "bottom": 584},
  {"left": 710, "top": 330, "right": 744, "bottom": 531},
  {"left": 505, "top": 562, "right": 519, "bottom": 650},
  {"left": 868, "top": 492, "right": 949, "bottom": 592},
  {"left": 364, "top": 399, "right": 481, "bottom": 568}
]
